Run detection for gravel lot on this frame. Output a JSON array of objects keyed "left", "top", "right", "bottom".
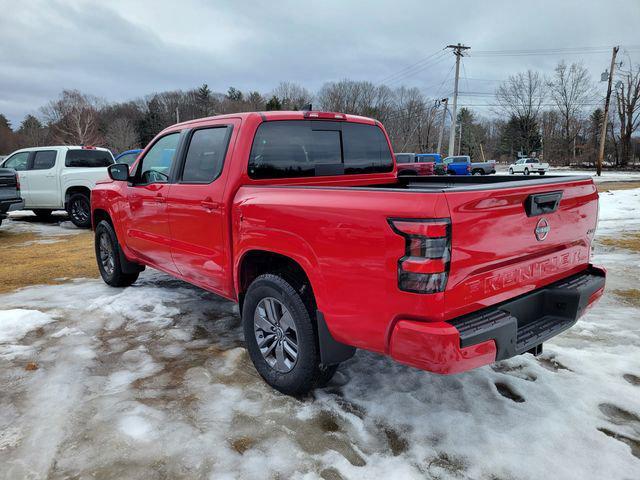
[{"left": 0, "top": 187, "right": 639, "bottom": 480}]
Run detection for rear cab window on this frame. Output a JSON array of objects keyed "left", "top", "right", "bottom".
[
  {"left": 65, "top": 149, "right": 114, "bottom": 168},
  {"left": 32, "top": 150, "right": 57, "bottom": 170},
  {"left": 180, "top": 127, "right": 232, "bottom": 183},
  {"left": 395, "top": 154, "right": 414, "bottom": 164},
  {"left": 248, "top": 120, "right": 393, "bottom": 179}
]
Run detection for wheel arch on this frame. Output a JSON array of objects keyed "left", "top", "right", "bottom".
[
  {"left": 237, "top": 249, "right": 354, "bottom": 365},
  {"left": 64, "top": 185, "right": 91, "bottom": 209}
]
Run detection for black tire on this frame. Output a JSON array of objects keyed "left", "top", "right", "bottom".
[
  {"left": 447, "top": 170, "right": 455, "bottom": 176},
  {"left": 509, "top": 168, "right": 514, "bottom": 175},
  {"left": 95, "top": 220, "right": 139, "bottom": 287},
  {"left": 67, "top": 193, "right": 91, "bottom": 228},
  {"left": 539, "top": 171, "right": 546, "bottom": 176},
  {"left": 398, "top": 169, "right": 417, "bottom": 176},
  {"left": 472, "top": 169, "right": 483, "bottom": 176},
  {"left": 524, "top": 168, "right": 530, "bottom": 176},
  {"left": 32, "top": 209, "right": 53, "bottom": 221},
  {"left": 242, "top": 274, "right": 336, "bottom": 395}
]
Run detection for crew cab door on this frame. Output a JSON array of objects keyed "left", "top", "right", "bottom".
[
  {"left": 26, "top": 149, "right": 60, "bottom": 207},
  {"left": 124, "top": 132, "right": 181, "bottom": 273},
  {"left": 167, "top": 122, "right": 237, "bottom": 294}
]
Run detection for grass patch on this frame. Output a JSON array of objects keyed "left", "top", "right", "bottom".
[
  {"left": 599, "top": 232, "right": 640, "bottom": 253},
  {"left": 612, "top": 289, "right": 640, "bottom": 307},
  {"left": 0, "top": 229, "right": 98, "bottom": 293},
  {"left": 597, "top": 181, "right": 640, "bottom": 192}
]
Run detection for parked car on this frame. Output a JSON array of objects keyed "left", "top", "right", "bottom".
[
  {"left": 92, "top": 110, "right": 605, "bottom": 395},
  {"left": 509, "top": 158, "right": 549, "bottom": 175},
  {"left": 395, "top": 152, "right": 436, "bottom": 176},
  {"left": 114, "top": 149, "right": 143, "bottom": 166},
  {"left": 0, "top": 146, "right": 114, "bottom": 227},
  {"left": 441, "top": 155, "right": 471, "bottom": 175},
  {"left": 0, "top": 167, "right": 24, "bottom": 226},
  {"left": 441, "top": 155, "right": 496, "bottom": 176}
]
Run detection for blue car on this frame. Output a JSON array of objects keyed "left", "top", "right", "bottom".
[
  {"left": 441, "top": 155, "right": 471, "bottom": 175},
  {"left": 114, "top": 149, "right": 142, "bottom": 166}
]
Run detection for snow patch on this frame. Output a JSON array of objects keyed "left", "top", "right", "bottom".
[{"left": 0, "top": 309, "right": 54, "bottom": 343}]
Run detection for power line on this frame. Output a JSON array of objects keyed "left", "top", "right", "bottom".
[
  {"left": 385, "top": 51, "right": 450, "bottom": 86},
  {"left": 378, "top": 48, "right": 447, "bottom": 84}
]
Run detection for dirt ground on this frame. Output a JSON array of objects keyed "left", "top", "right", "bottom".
[{"left": 0, "top": 216, "right": 97, "bottom": 293}]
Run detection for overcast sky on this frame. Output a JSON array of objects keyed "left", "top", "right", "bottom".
[{"left": 1, "top": 0, "right": 638, "bottom": 126}]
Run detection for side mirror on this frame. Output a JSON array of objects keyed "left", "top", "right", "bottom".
[{"left": 108, "top": 163, "right": 130, "bottom": 181}]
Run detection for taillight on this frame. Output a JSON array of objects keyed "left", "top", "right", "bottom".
[
  {"left": 466, "top": 164, "right": 471, "bottom": 172},
  {"left": 389, "top": 218, "right": 451, "bottom": 293},
  {"left": 15, "top": 175, "right": 20, "bottom": 192}
]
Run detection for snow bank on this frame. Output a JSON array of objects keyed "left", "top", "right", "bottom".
[{"left": 0, "top": 309, "right": 54, "bottom": 343}]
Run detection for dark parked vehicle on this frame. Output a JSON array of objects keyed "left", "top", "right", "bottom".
[{"left": 0, "top": 168, "right": 24, "bottom": 226}]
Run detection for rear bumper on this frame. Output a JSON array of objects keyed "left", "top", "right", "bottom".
[
  {"left": 0, "top": 198, "right": 24, "bottom": 216},
  {"left": 389, "top": 265, "right": 606, "bottom": 374}
]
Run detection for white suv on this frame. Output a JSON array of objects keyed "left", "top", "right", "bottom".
[
  {"left": 508, "top": 158, "right": 549, "bottom": 176},
  {"left": 0, "top": 146, "right": 114, "bottom": 227}
]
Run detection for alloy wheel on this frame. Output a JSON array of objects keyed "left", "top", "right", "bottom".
[{"left": 253, "top": 297, "right": 299, "bottom": 373}]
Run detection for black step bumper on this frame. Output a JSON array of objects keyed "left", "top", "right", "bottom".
[{"left": 448, "top": 265, "right": 606, "bottom": 361}]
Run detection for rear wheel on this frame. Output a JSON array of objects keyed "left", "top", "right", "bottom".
[
  {"left": 539, "top": 171, "right": 546, "bottom": 175},
  {"left": 524, "top": 168, "right": 530, "bottom": 176},
  {"left": 472, "top": 169, "right": 483, "bottom": 176},
  {"left": 95, "top": 220, "right": 139, "bottom": 287},
  {"left": 32, "top": 209, "right": 53, "bottom": 221},
  {"left": 447, "top": 170, "right": 455, "bottom": 176},
  {"left": 67, "top": 193, "right": 91, "bottom": 228},
  {"left": 508, "top": 168, "right": 514, "bottom": 175},
  {"left": 242, "top": 274, "right": 336, "bottom": 395}
]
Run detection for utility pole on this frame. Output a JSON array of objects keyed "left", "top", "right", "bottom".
[
  {"left": 446, "top": 43, "right": 470, "bottom": 157},
  {"left": 436, "top": 97, "right": 449, "bottom": 155},
  {"left": 457, "top": 120, "right": 463, "bottom": 155},
  {"left": 176, "top": 107, "right": 180, "bottom": 123},
  {"left": 597, "top": 46, "right": 619, "bottom": 176}
]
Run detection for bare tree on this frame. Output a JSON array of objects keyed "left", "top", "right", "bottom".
[
  {"left": 42, "top": 90, "right": 104, "bottom": 145},
  {"left": 105, "top": 117, "right": 138, "bottom": 153},
  {"left": 271, "top": 82, "right": 313, "bottom": 110},
  {"left": 614, "top": 61, "right": 640, "bottom": 166},
  {"left": 496, "top": 70, "right": 546, "bottom": 121},
  {"left": 548, "top": 61, "right": 595, "bottom": 160}
]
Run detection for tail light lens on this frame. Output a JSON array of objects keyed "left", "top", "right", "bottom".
[
  {"left": 15, "top": 175, "right": 20, "bottom": 192},
  {"left": 389, "top": 218, "right": 451, "bottom": 293},
  {"left": 466, "top": 164, "right": 471, "bottom": 172}
]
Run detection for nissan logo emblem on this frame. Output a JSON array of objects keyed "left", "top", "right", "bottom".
[{"left": 535, "top": 218, "right": 550, "bottom": 241}]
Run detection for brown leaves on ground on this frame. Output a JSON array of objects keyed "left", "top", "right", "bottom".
[
  {"left": 0, "top": 227, "right": 98, "bottom": 293},
  {"left": 612, "top": 289, "right": 640, "bottom": 307},
  {"left": 597, "top": 181, "right": 640, "bottom": 192},
  {"left": 599, "top": 232, "right": 640, "bottom": 253},
  {"left": 25, "top": 362, "right": 39, "bottom": 371}
]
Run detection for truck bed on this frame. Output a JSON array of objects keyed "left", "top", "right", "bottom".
[{"left": 371, "top": 174, "right": 591, "bottom": 192}]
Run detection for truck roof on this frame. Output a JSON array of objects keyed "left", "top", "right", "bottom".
[{"left": 169, "top": 110, "right": 378, "bottom": 131}]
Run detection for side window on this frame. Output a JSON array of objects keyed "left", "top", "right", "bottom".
[
  {"left": 527, "top": 159, "right": 536, "bottom": 164},
  {"left": 343, "top": 123, "right": 393, "bottom": 174},
  {"left": 116, "top": 152, "right": 139, "bottom": 166},
  {"left": 136, "top": 133, "right": 180, "bottom": 184},
  {"left": 32, "top": 150, "right": 57, "bottom": 170},
  {"left": 3, "top": 152, "right": 29, "bottom": 171},
  {"left": 181, "top": 127, "right": 231, "bottom": 183}
]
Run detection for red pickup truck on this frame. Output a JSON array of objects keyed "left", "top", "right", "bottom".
[{"left": 92, "top": 110, "right": 605, "bottom": 395}]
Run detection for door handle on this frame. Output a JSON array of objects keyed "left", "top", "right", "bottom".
[
  {"left": 200, "top": 198, "right": 220, "bottom": 211},
  {"left": 155, "top": 193, "right": 166, "bottom": 204}
]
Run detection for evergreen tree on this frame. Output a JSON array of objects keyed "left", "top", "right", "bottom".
[
  {"left": 265, "top": 95, "right": 282, "bottom": 111},
  {"left": 196, "top": 83, "right": 212, "bottom": 116},
  {"left": 226, "top": 87, "right": 243, "bottom": 102}
]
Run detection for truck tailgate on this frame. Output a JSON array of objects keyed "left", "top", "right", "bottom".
[
  {"left": 0, "top": 168, "right": 20, "bottom": 202},
  {"left": 442, "top": 178, "right": 598, "bottom": 320}
]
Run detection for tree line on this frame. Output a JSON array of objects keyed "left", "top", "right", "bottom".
[{"left": 0, "top": 59, "right": 638, "bottom": 167}]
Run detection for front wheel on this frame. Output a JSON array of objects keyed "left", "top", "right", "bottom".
[
  {"left": 242, "top": 274, "right": 336, "bottom": 395},
  {"left": 67, "top": 193, "right": 91, "bottom": 228},
  {"left": 508, "top": 168, "right": 514, "bottom": 175},
  {"left": 472, "top": 169, "right": 483, "bottom": 176},
  {"left": 95, "top": 220, "right": 139, "bottom": 287}
]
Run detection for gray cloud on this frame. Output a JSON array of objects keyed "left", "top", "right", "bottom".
[{"left": 0, "top": 0, "right": 638, "bottom": 126}]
